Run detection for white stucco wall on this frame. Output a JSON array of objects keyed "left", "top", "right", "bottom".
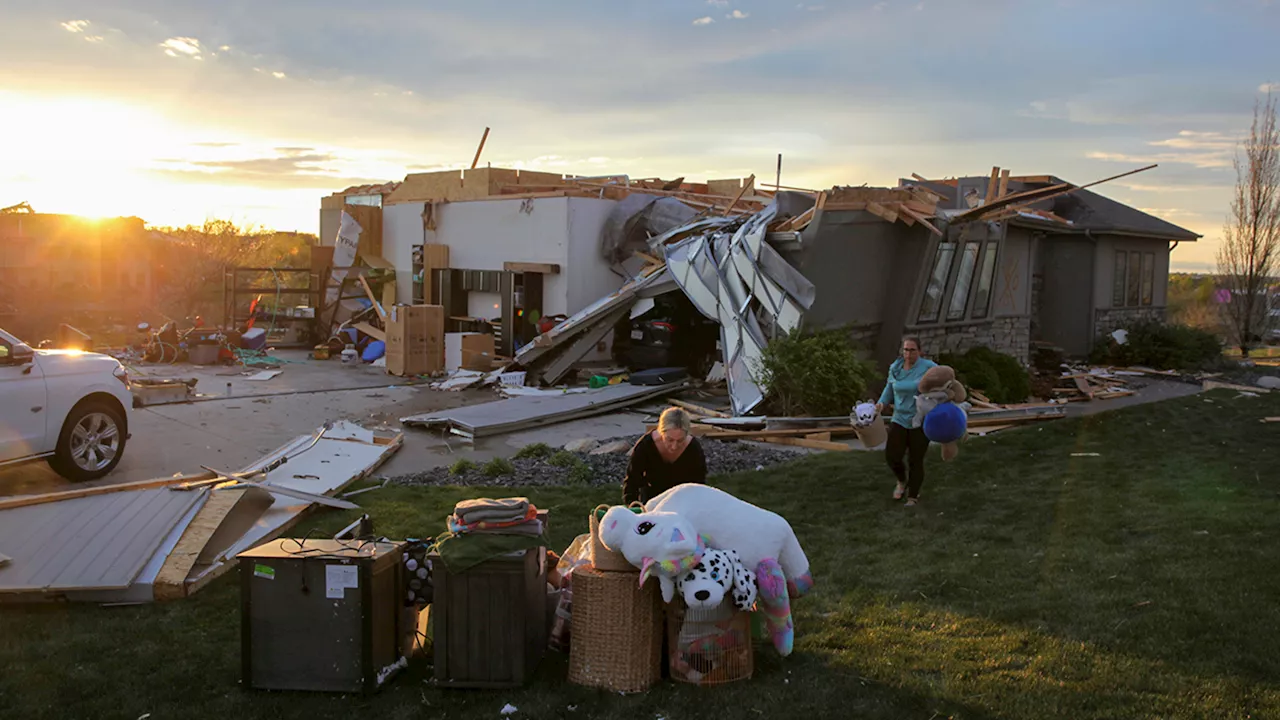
[
  {"left": 380, "top": 195, "right": 625, "bottom": 345},
  {"left": 566, "top": 197, "right": 625, "bottom": 312},
  {"left": 382, "top": 202, "right": 424, "bottom": 307}
]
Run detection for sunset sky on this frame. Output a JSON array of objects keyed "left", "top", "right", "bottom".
[{"left": 2, "top": 0, "right": 1278, "bottom": 272}]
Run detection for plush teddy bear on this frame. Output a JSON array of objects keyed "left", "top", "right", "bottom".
[
  {"left": 913, "top": 364, "right": 969, "bottom": 461},
  {"left": 599, "top": 484, "right": 812, "bottom": 656}
]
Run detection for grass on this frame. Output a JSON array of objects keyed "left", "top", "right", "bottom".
[{"left": 3, "top": 391, "right": 1280, "bottom": 719}]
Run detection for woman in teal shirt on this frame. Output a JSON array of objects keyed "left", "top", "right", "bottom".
[{"left": 876, "top": 336, "right": 936, "bottom": 506}]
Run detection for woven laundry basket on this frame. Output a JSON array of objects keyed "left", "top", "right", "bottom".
[
  {"left": 589, "top": 504, "right": 640, "bottom": 573},
  {"left": 567, "top": 567, "right": 663, "bottom": 693}
]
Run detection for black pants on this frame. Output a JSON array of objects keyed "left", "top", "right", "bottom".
[{"left": 885, "top": 422, "right": 929, "bottom": 499}]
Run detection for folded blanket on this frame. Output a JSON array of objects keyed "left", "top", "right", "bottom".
[
  {"left": 447, "top": 518, "right": 545, "bottom": 538},
  {"left": 448, "top": 506, "right": 538, "bottom": 534},
  {"left": 433, "top": 530, "right": 548, "bottom": 573},
  {"left": 454, "top": 497, "right": 531, "bottom": 523}
]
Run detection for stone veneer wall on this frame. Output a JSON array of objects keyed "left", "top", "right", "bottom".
[
  {"left": 1094, "top": 306, "right": 1166, "bottom": 338},
  {"left": 848, "top": 323, "right": 883, "bottom": 353},
  {"left": 906, "top": 316, "right": 1032, "bottom": 365}
]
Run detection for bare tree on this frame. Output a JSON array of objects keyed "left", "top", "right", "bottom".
[{"left": 1218, "top": 90, "right": 1280, "bottom": 356}]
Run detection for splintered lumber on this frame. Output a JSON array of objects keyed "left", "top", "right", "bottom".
[
  {"left": 1262, "top": 417, "right": 1280, "bottom": 423},
  {"left": 723, "top": 174, "right": 756, "bottom": 216},
  {"left": 471, "top": 127, "right": 490, "bottom": 169},
  {"left": 969, "top": 424, "right": 1016, "bottom": 435},
  {"left": 353, "top": 322, "right": 385, "bottom": 342},
  {"left": 805, "top": 432, "right": 833, "bottom": 442},
  {"left": 997, "top": 169, "right": 1011, "bottom": 198},
  {"left": 0, "top": 474, "right": 212, "bottom": 512},
  {"left": 984, "top": 166, "right": 1001, "bottom": 205},
  {"left": 1204, "top": 380, "right": 1271, "bottom": 394},
  {"left": 1074, "top": 376, "right": 1096, "bottom": 400},
  {"left": 762, "top": 436, "right": 851, "bottom": 452},
  {"left": 358, "top": 276, "right": 386, "bottom": 320},
  {"left": 896, "top": 204, "right": 943, "bottom": 236},
  {"left": 667, "top": 398, "right": 731, "bottom": 418}
]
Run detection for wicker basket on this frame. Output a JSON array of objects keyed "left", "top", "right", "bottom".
[
  {"left": 589, "top": 504, "right": 639, "bottom": 573},
  {"left": 567, "top": 568, "right": 663, "bottom": 693},
  {"left": 666, "top": 599, "right": 754, "bottom": 686}
]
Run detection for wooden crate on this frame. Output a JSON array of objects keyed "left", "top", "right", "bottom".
[{"left": 429, "top": 547, "right": 548, "bottom": 688}]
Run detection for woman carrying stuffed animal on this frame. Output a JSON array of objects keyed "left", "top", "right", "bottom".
[
  {"left": 876, "top": 335, "right": 936, "bottom": 506},
  {"left": 621, "top": 406, "right": 708, "bottom": 505}
]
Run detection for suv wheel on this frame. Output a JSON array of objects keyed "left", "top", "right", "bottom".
[{"left": 48, "top": 401, "right": 127, "bottom": 482}]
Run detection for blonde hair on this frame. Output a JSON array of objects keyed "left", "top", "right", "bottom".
[{"left": 657, "top": 407, "right": 693, "bottom": 436}]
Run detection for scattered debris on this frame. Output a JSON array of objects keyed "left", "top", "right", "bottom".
[
  {"left": 1204, "top": 380, "right": 1272, "bottom": 394},
  {"left": 402, "top": 381, "right": 686, "bottom": 441},
  {"left": 391, "top": 437, "right": 801, "bottom": 488},
  {"left": 131, "top": 377, "right": 198, "bottom": 406},
  {"left": 563, "top": 438, "right": 601, "bottom": 453},
  {"left": 0, "top": 421, "right": 401, "bottom": 604},
  {"left": 244, "top": 370, "right": 283, "bottom": 382}
]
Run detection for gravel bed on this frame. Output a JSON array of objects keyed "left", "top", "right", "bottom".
[{"left": 389, "top": 436, "right": 809, "bottom": 489}]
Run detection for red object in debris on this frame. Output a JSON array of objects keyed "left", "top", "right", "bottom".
[{"left": 538, "top": 317, "right": 557, "bottom": 334}]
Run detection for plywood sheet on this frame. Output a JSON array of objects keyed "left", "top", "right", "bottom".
[{"left": 0, "top": 488, "right": 205, "bottom": 593}]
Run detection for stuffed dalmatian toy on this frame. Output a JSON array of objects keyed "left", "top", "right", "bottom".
[{"left": 676, "top": 547, "right": 758, "bottom": 612}]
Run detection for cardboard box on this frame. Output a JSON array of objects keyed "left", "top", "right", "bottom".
[
  {"left": 386, "top": 305, "right": 444, "bottom": 377},
  {"left": 446, "top": 332, "right": 495, "bottom": 372},
  {"left": 461, "top": 333, "right": 495, "bottom": 371}
]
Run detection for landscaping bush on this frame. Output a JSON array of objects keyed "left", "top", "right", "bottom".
[
  {"left": 482, "top": 457, "right": 515, "bottom": 477},
  {"left": 755, "top": 328, "right": 880, "bottom": 417},
  {"left": 548, "top": 450, "right": 579, "bottom": 468},
  {"left": 448, "top": 458, "right": 475, "bottom": 476},
  {"left": 1089, "top": 320, "right": 1222, "bottom": 371},
  {"left": 938, "top": 346, "right": 1031, "bottom": 404},
  {"left": 514, "top": 442, "right": 552, "bottom": 460},
  {"left": 566, "top": 462, "right": 593, "bottom": 486}
]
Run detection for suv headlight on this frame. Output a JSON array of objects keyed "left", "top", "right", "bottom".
[{"left": 113, "top": 364, "right": 130, "bottom": 388}]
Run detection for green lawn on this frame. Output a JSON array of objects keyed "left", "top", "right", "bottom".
[{"left": 3, "top": 390, "right": 1279, "bottom": 719}]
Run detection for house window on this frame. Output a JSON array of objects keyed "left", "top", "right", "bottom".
[
  {"left": 971, "top": 243, "right": 998, "bottom": 319},
  {"left": 1113, "top": 251, "right": 1127, "bottom": 307},
  {"left": 917, "top": 241, "right": 957, "bottom": 323},
  {"left": 947, "top": 242, "right": 981, "bottom": 321},
  {"left": 1126, "top": 251, "right": 1141, "bottom": 307},
  {"left": 1140, "top": 252, "right": 1154, "bottom": 306}
]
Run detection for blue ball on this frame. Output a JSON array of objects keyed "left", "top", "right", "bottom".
[{"left": 922, "top": 402, "right": 967, "bottom": 444}]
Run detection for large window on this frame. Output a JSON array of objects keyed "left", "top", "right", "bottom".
[
  {"left": 917, "top": 242, "right": 956, "bottom": 323},
  {"left": 1113, "top": 251, "right": 1127, "bottom": 307},
  {"left": 947, "top": 242, "right": 981, "bottom": 321},
  {"left": 971, "top": 243, "right": 998, "bottom": 319},
  {"left": 1114, "top": 248, "right": 1157, "bottom": 308},
  {"left": 916, "top": 239, "right": 1001, "bottom": 324},
  {"left": 1140, "top": 252, "right": 1154, "bottom": 306}
]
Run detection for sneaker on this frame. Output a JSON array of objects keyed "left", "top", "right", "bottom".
[
  {"left": 893, "top": 483, "right": 906, "bottom": 500},
  {"left": 905, "top": 497, "right": 919, "bottom": 507}
]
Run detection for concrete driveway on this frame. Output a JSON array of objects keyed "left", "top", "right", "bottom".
[{"left": 0, "top": 352, "right": 652, "bottom": 498}]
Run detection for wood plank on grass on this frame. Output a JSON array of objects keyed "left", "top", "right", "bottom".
[{"left": 762, "top": 436, "right": 851, "bottom": 452}]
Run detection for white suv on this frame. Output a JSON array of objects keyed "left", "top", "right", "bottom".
[{"left": 0, "top": 328, "right": 134, "bottom": 481}]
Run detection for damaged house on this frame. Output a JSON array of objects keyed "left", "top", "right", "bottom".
[{"left": 319, "top": 164, "right": 1197, "bottom": 416}]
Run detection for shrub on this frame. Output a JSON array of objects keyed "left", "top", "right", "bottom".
[
  {"left": 514, "top": 442, "right": 552, "bottom": 460},
  {"left": 1089, "top": 321, "right": 1222, "bottom": 371},
  {"left": 566, "top": 462, "right": 593, "bottom": 486},
  {"left": 938, "top": 347, "right": 1031, "bottom": 404},
  {"left": 448, "top": 458, "right": 475, "bottom": 476},
  {"left": 482, "top": 457, "right": 515, "bottom": 477},
  {"left": 755, "top": 328, "right": 880, "bottom": 417},
  {"left": 548, "top": 450, "right": 579, "bottom": 468}
]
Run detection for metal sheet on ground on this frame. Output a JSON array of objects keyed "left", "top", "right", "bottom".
[
  {"left": 0, "top": 488, "right": 206, "bottom": 593},
  {"left": 402, "top": 382, "right": 685, "bottom": 438}
]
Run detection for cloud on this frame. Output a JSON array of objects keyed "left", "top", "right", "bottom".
[
  {"left": 84, "top": 35, "right": 104, "bottom": 43},
  {"left": 727, "top": 10, "right": 749, "bottom": 19},
  {"left": 61, "top": 20, "right": 89, "bottom": 33},
  {"left": 161, "top": 37, "right": 202, "bottom": 59},
  {"left": 707, "top": 0, "right": 729, "bottom": 6},
  {"left": 692, "top": 16, "right": 714, "bottom": 25},
  {"left": 150, "top": 148, "right": 385, "bottom": 190},
  {"left": 272, "top": 71, "right": 287, "bottom": 79}
]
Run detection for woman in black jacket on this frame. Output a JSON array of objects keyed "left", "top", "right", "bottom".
[{"left": 622, "top": 406, "right": 708, "bottom": 505}]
